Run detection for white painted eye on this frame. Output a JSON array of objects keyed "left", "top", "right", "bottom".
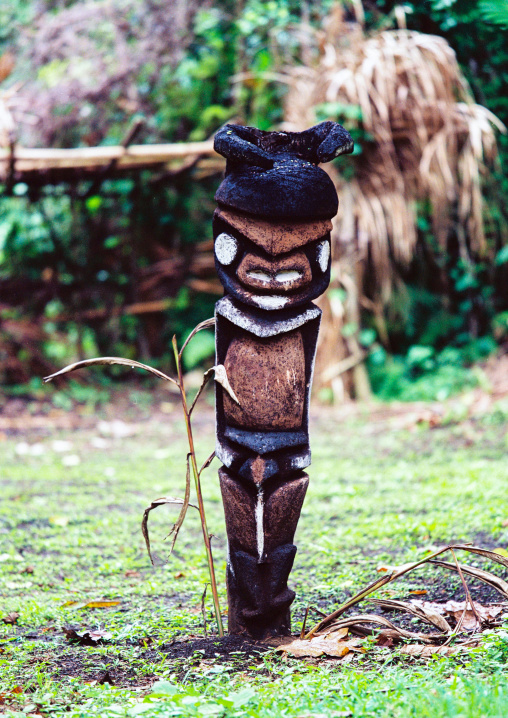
[
  {"left": 317, "top": 240, "right": 330, "bottom": 272},
  {"left": 215, "top": 232, "right": 238, "bottom": 265}
]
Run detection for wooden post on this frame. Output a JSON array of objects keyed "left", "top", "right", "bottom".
[{"left": 212, "top": 122, "right": 353, "bottom": 638}]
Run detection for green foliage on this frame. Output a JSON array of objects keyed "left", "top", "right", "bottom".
[
  {"left": 0, "top": 1, "right": 34, "bottom": 54},
  {"left": 2, "top": 0, "right": 508, "bottom": 392},
  {"left": 152, "top": 9, "right": 237, "bottom": 141},
  {"left": 479, "top": 0, "right": 508, "bottom": 28},
  {"left": 495, "top": 245, "right": 508, "bottom": 265},
  {"left": 480, "top": 627, "right": 508, "bottom": 668},
  {"left": 130, "top": 681, "right": 257, "bottom": 715},
  {"left": 0, "top": 1, "right": 335, "bottom": 385},
  {"left": 368, "top": 338, "right": 496, "bottom": 401},
  {"left": 182, "top": 330, "right": 216, "bottom": 372}
]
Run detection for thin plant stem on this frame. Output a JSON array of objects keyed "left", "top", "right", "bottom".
[
  {"left": 44, "top": 345, "right": 224, "bottom": 637},
  {"left": 300, "top": 606, "right": 310, "bottom": 639},
  {"left": 172, "top": 336, "right": 224, "bottom": 638}
]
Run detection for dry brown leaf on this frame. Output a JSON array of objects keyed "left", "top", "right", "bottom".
[
  {"left": 408, "top": 599, "right": 452, "bottom": 633},
  {"left": 61, "top": 599, "right": 120, "bottom": 610},
  {"left": 260, "top": 635, "right": 294, "bottom": 648},
  {"left": 282, "top": 16, "right": 504, "bottom": 384},
  {"left": 212, "top": 365, "right": 240, "bottom": 404},
  {"left": 371, "top": 598, "right": 452, "bottom": 633},
  {"left": 44, "top": 356, "right": 179, "bottom": 387},
  {"left": 375, "top": 633, "right": 395, "bottom": 647},
  {"left": 410, "top": 600, "right": 446, "bottom": 613},
  {"left": 445, "top": 602, "right": 480, "bottom": 631},
  {"left": 64, "top": 628, "right": 112, "bottom": 645},
  {"left": 199, "top": 451, "right": 216, "bottom": 474},
  {"left": 376, "top": 562, "right": 415, "bottom": 573},
  {"left": 124, "top": 570, "right": 140, "bottom": 578},
  {"left": 179, "top": 317, "right": 215, "bottom": 358},
  {"left": 454, "top": 544, "right": 508, "bottom": 570},
  {"left": 277, "top": 629, "right": 357, "bottom": 658},
  {"left": 278, "top": 638, "right": 328, "bottom": 658},
  {"left": 306, "top": 543, "right": 508, "bottom": 638},
  {"left": 141, "top": 485, "right": 197, "bottom": 565},
  {"left": 483, "top": 606, "right": 505, "bottom": 620},
  {"left": 81, "top": 600, "right": 120, "bottom": 609},
  {"left": 165, "top": 455, "right": 193, "bottom": 553},
  {"left": 191, "top": 364, "right": 239, "bottom": 409},
  {"left": 1, "top": 612, "right": 19, "bottom": 625},
  {"left": 443, "top": 600, "right": 504, "bottom": 629},
  {"left": 324, "top": 612, "right": 441, "bottom": 643},
  {"left": 326, "top": 627, "right": 349, "bottom": 640}
]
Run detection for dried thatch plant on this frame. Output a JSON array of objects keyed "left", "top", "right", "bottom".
[{"left": 280, "top": 4, "right": 505, "bottom": 400}]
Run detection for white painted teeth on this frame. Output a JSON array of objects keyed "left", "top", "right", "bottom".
[
  {"left": 247, "top": 270, "right": 272, "bottom": 283},
  {"left": 247, "top": 269, "right": 302, "bottom": 284},
  {"left": 275, "top": 270, "right": 301, "bottom": 282},
  {"left": 215, "top": 232, "right": 238, "bottom": 265}
]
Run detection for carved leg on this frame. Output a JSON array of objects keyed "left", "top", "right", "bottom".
[{"left": 219, "top": 467, "right": 308, "bottom": 637}]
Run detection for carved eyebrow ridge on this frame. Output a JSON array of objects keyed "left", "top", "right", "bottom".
[{"left": 215, "top": 218, "right": 331, "bottom": 262}]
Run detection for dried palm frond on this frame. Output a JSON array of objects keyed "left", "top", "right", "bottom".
[{"left": 281, "top": 4, "right": 505, "bottom": 398}]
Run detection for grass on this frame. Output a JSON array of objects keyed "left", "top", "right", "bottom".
[{"left": 1, "top": 388, "right": 508, "bottom": 716}]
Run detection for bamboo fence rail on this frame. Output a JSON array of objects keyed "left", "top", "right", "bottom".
[{"left": 0, "top": 139, "right": 222, "bottom": 185}]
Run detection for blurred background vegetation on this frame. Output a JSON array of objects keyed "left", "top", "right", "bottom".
[{"left": 1, "top": 0, "right": 508, "bottom": 403}]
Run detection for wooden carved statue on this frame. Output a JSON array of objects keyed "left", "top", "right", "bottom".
[{"left": 213, "top": 122, "right": 353, "bottom": 638}]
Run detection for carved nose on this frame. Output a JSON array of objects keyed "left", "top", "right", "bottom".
[{"left": 237, "top": 252, "right": 312, "bottom": 293}]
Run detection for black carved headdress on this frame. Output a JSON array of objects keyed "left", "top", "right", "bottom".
[{"left": 213, "top": 121, "right": 353, "bottom": 220}]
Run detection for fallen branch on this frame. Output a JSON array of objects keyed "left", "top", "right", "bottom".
[{"left": 305, "top": 543, "right": 508, "bottom": 640}]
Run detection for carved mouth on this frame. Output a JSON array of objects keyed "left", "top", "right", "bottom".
[
  {"left": 246, "top": 269, "right": 303, "bottom": 285},
  {"left": 238, "top": 251, "right": 311, "bottom": 293}
]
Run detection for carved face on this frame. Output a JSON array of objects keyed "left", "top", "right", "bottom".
[{"left": 213, "top": 209, "right": 331, "bottom": 310}]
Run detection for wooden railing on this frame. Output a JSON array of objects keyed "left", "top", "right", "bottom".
[{"left": 0, "top": 139, "right": 223, "bottom": 185}]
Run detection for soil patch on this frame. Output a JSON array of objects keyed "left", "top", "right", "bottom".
[
  {"left": 159, "top": 634, "right": 269, "bottom": 661},
  {"left": 10, "top": 634, "right": 271, "bottom": 689}
]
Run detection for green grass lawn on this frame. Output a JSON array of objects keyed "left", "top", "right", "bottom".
[{"left": 1, "top": 389, "right": 508, "bottom": 717}]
